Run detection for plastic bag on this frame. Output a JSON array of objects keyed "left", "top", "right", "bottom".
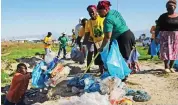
[
  {"left": 71, "top": 46, "right": 84, "bottom": 63},
  {"left": 106, "top": 40, "right": 131, "bottom": 79},
  {"left": 150, "top": 40, "right": 160, "bottom": 56},
  {"left": 174, "top": 60, "right": 178, "bottom": 70},
  {"left": 100, "top": 42, "right": 110, "bottom": 69},
  {"left": 100, "top": 72, "right": 110, "bottom": 80},
  {"left": 128, "top": 48, "right": 141, "bottom": 74},
  {"left": 49, "top": 66, "right": 71, "bottom": 87},
  {"left": 32, "top": 61, "right": 46, "bottom": 88},
  {"left": 100, "top": 76, "right": 122, "bottom": 94},
  {"left": 110, "top": 87, "right": 126, "bottom": 101},
  {"left": 44, "top": 51, "right": 56, "bottom": 64}
]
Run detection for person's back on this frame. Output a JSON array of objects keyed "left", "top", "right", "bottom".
[{"left": 104, "top": 10, "right": 129, "bottom": 39}]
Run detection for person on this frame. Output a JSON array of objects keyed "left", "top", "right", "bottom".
[
  {"left": 75, "top": 17, "right": 84, "bottom": 41},
  {"left": 43, "top": 32, "right": 52, "bottom": 55},
  {"left": 4, "top": 63, "right": 32, "bottom": 105},
  {"left": 57, "top": 32, "right": 68, "bottom": 59},
  {"left": 149, "top": 20, "right": 160, "bottom": 59},
  {"left": 156, "top": 0, "right": 178, "bottom": 73},
  {"left": 83, "top": 5, "right": 105, "bottom": 75},
  {"left": 77, "top": 18, "right": 88, "bottom": 50},
  {"left": 97, "top": 1, "right": 136, "bottom": 63},
  {"left": 71, "top": 29, "right": 76, "bottom": 46}
]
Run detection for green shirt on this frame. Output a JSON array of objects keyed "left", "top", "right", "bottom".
[
  {"left": 104, "top": 10, "right": 129, "bottom": 40},
  {"left": 58, "top": 36, "right": 68, "bottom": 47}
]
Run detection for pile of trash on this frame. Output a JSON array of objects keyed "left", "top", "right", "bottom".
[
  {"left": 65, "top": 73, "right": 151, "bottom": 105},
  {"left": 32, "top": 52, "right": 71, "bottom": 88}
]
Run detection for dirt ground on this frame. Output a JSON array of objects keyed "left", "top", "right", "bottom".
[
  {"left": 2, "top": 55, "right": 178, "bottom": 105},
  {"left": 31, "top": 59, "right": 178, "bottom": 105}
]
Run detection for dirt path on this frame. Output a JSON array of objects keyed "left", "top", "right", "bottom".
[{"left": 32, "top": 60, "right": 178, "bottom": 105}]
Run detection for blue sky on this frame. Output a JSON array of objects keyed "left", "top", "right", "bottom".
[{"left": 1, "top": 0, "right": 174, "bottom": 39}]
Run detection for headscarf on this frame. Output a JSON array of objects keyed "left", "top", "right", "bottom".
[
  {"left": 97, "top": 0, "right": 112, "bottom": 10},
  {"left": 87, "top": 5, "right": 97, "bottom": 11},
  {"left": 166, "top": 0, "right": 177, "bottom": 8}
]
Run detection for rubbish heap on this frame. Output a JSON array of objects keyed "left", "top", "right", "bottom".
[
  {"left": 31, "top": 52, "right": 71, "bottom": 88},
  {"left": 61, "top": 72, "right": 151, "bottom": 105}
]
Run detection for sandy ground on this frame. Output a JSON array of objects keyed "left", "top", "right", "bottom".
[
  {"left": 32, "top": 59, "right": 178, "bottom": 105},
  {"left": 2, "top": 54, "right": 178, "bottom": 105}
]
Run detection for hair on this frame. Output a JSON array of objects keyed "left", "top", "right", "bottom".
[
  {"left": 166, "top": 0, "right": 177, "bottom": 8},
  {"left": 48, "top": 32, "right": 52, "bottom": 35},
  {"left": 97, "top": 0, "right": 112, "bottom": 10},
  {"left": 81, "top": 18, "right": 88, "bottom": 24},
  {"left": 87, "top": 5, "right": 97, "bottom": 11},
  {"left": 17, "top": 63, "right": 27, "bottom": 71}
]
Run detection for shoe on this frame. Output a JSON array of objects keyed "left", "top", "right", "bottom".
[
  {"left": 164, "top": 69, "right": 170, "bottom": 73},
  {"left": 170, "top": 68, "right": 175, "bottom": 73}
]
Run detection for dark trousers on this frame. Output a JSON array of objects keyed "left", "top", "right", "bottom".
[
  {"left": 86, "top": 42, "right": 104, "bottom": 73},
  {"left": 57, "top": 46, "right": 66, "bottom": 58},
  {"left": 4, "top": 98, "right": 25, "bottom": 105}
]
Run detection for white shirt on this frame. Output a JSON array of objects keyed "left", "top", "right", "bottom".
[{"left": 75, "top": 24, "right": 82, "bottom": 38}]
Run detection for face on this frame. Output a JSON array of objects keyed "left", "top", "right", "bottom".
[
  {"left": 88, "top": 8, "right": 97, "bottom": 19},
  {"left": 18, "top": 66, "right": 27, "bottom": 74},
  {"left": 97, "top": 9, "right": 108, "bottom": 18},
  {"left": 167, "top": 4, "right": 176, "bottom": 14}
]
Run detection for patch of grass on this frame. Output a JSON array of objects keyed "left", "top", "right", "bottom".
[
  {"left": 1, "top": 42, "right": 72, "bottom": 63},
  {"left": 1, "top": 71, "right": 11, "bottom": 86},
  {"left": 136, "top": 46, "right": 160, "bottom": 62}
]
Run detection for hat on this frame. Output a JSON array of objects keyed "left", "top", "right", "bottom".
[{"left": 62, "top": 32, "right": 67, "bottom": 35}]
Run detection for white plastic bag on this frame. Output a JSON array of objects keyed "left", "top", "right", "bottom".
[{"left": 44, "top": 52, "right": 56, "bottom": 64}]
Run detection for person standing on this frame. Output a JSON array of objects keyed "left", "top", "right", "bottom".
[
  {"left": 78, "top": 18, "right": 88, "bottom": 50},
  {"left": 43, "top": 32, "right": 52, "bottom": 55},
  {"left": 156, "top": 0, "right": 178, "bottom": 73},
  {"left": 84, "top": 5, "right": 105, "bottom": 75},
  {"left": 97, "top": 1, "right": 136, "bottom": 62},
  {"left": 75, "top": 17, "right": 84, "bottom": 42},
  {"left": 149, "top": 20, "right": 160, "bottom": 59},
  {"left": 71, "top": 29, "right": 76, "bottom": 46},
  {"left": 57, "top": 32, "right": 68, "bottom": 59}
]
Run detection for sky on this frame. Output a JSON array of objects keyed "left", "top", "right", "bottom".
[{"left": 1, "top": 0, "right": 175, "bottom": 39}]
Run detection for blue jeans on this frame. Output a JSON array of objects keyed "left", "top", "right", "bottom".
[
  {"left": 57, "top": 46, "right": 66, "bottom": 58},
  {"left": 44, "top": 48, "right": 51, "bottom": 55},
  {"left": 4, "top": 98, "right": 25, "bottom": 105}
]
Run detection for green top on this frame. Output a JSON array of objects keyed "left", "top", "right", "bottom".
[
  {"left": 104, "top": 10, "right": 129, "bottom": 40},
  {"left": 58, "top": 36, "right": 68, "bottom": 47}
]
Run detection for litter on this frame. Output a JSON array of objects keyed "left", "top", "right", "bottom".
[
  {"left": 71, "top": 45, "right": 85, "bottom": 63},
  {"left": 101, "top": 40, "right": 131, "bottom": 80},
  {"left": 126, "top": 89, "right": 151, "bottom": 102}
]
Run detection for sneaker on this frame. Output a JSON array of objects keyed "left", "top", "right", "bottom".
[
  {"left": 164, "top": 69, "right": 170, "bottom": 73},
  {"left": 170, "top": 68, "right": 176, "bottom": 73}
]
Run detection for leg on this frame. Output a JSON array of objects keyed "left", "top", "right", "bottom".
[
  {"left": 45, "top": 48, "right": 50, "bottom": 55},
  {"left": 164, "top": 60, "right": 169, "bottom": 69},
  {"left": 63, "top": 47, "right": 67, "bottom": 58},
  {"left": 169, "top": 60, "right": 175, "bottom": 73},
  {"left": 57, "top": 46, "right": 62, "bottom": 57},
  {"left": 169, "top": 60, "right": 175, "bottom": 68},
  {"left": 87, "top": 51, "right": 94, "bottom": 72},
  {"left": 164, "top": 60, "right": 171, "bottom": 73}
]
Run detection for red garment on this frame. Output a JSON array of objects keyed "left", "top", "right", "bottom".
[
  {"left": 6, "top": 73, "right": 30, "bottom": 103},
  {"left": 97, "top": 1, "right": 111, "bottom": 10}
]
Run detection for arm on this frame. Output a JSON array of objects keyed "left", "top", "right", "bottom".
[
  {"left": 99, "top": 32, "right": 112, "bottom": 50},
  {"left": 98, "top": 19, "right": 113, "bottom": 51}
]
